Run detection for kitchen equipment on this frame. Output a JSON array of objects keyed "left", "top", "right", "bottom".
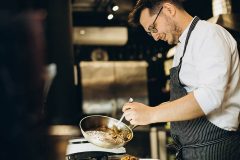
[
  {"left": 116, "top": 98, "right": 133, "bottom": 127},
  {"left": 66, "top": 138, "right": 126, "bottom": 160},
  {"left": 80, "top": 115, "right": 136, "bottom": 149},
  {"left": 116, "top": 113, "right": 125, "bottom": 127},
  {"left": 79, "top": 61, "right": 148, "bottom": 115}
]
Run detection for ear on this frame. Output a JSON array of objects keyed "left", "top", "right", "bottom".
[{"left": 162, "top": 3, "right": 176, "bottom": 17}]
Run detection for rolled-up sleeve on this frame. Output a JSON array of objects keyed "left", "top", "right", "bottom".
[{"left": 193, "top": 29, "right": 231, "bottom": 115}]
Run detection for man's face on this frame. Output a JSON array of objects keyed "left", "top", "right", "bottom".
[{"left": 140, "top": 7, "right": 181, "bottom": 45}]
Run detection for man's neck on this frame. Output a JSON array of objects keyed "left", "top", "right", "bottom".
[{"left": 178, "top": 11, "right": 193, "bottom": 34}]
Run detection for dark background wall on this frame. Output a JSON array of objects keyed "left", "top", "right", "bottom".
[{"left": 45, "top": 0, "right": 80, "bottom": 125}]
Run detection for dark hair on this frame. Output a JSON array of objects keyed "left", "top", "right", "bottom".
[{"left": 128, "top": 0, "right": 184, "bottom": 27}]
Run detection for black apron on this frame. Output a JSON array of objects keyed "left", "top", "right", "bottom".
[{"left": 169, "top": 17, "right": 240, "bottom": 160}]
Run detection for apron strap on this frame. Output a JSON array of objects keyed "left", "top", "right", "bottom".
[{"left": 178, "top": 16, "right": 200, "bottom": 70}]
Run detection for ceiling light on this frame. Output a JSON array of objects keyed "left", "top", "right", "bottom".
[
  {"left": 112, "top": 5, "right": 119, "bottom": 11},
  {"left": 107, "top": 14, "right": 114, "bottom": 20}
]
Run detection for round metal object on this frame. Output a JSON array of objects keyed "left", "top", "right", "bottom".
[{"left": 80, "top": 115, "right": 134, "bottom": 149}]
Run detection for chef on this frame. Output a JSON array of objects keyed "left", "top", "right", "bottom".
[{"left": 122, "top": 0, "right": 240, "bottom": 159}]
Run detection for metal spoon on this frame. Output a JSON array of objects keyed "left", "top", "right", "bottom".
[{"left": 116, "top": 97, "right": 133, "bottom": 127}]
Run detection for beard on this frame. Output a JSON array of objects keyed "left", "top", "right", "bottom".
[{"left": 164, "top": 15, "right": 182, "bottom": 45}]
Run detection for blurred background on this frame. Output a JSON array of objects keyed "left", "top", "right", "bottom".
[{"left": 0, "top": 0, "right": 239, "bottom": 160}]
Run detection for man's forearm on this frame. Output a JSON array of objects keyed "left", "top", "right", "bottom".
[{"left": 151, "top": 92, "right": 205, "bottom": 123}]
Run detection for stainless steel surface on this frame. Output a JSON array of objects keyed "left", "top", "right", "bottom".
[
  {"left": 80, "top": 61, "right": 148, "bottom": 115},
  {"left": 73, "top": 27, "right": 128, "bottom": 46},
  {"left": 116, "top": 113, "right": 126, "bottom": 127},
  {"left": 80, "top": 115, "right": 134, "bottom": 149}
]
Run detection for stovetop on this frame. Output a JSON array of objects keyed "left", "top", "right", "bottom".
[
  {"left": 66, "top": 152, "right": 126, "bottom": 160},
  {"left": 66, "top": 138, "right": 127, "bottom": 160}
]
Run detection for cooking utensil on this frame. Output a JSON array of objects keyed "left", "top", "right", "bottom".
[
  {"left": 116, "top": 97, "right": 134, "bottom": 127},
  {"left": 79, "top": 115, "right": 136, "bottom": 149}
]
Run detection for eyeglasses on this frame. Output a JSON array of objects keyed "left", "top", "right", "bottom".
[{"left": 147, "top": 7, "right": 163, "bottom": 36}]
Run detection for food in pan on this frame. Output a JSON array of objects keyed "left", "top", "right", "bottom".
[{"left": 85, "top": 126, "right": 131, "bottom": 145}]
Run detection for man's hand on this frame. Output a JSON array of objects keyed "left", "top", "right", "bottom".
[{"left": 122, "top": 102, "right": 155, "bottom": 125}]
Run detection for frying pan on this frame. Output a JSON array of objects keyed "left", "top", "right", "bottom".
[{"left": 79, "top": 115, "right": 136, "bottom": 149}]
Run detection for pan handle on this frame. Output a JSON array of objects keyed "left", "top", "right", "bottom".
[{"left": 129, "top": 124, "right": 138, "bottom": 130}]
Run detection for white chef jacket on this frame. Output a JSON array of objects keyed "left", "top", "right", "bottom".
[{"left": 173, "top": 18, "right": 240, "bottom": 131}]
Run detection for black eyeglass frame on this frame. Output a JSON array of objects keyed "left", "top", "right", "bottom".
[{"left": 147, "top": 7, "right": 163, "bottom": 36}]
